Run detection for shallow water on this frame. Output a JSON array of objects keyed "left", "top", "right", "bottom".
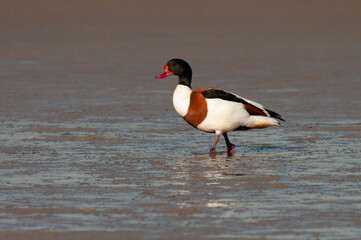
[{"left": 1, "top": 1, "right": 361, "bottom": 239}]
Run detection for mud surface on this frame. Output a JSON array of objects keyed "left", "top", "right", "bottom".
[{"left": 1, "top": 0, "right": 361, "bottom": 239}]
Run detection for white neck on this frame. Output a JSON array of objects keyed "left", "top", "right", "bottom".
[{"left": 172, "top": 84, "right": 192, "bottom": 117}]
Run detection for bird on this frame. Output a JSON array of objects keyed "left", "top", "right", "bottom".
[{"left": 155, "top": 58, "right": 284, "bottom": 155}]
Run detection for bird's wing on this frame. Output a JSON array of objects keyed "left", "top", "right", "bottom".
[{"left": 201, "top": 88, "right": 269, "bottom": 117}]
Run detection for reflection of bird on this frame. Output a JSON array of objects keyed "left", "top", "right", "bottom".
[{"left": 156, "top": 59, "right": 284, "bottom": 155}]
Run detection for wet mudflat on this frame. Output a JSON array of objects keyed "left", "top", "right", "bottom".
[{"left": 1, "top": 1, "right": 361, "bottom": 239}]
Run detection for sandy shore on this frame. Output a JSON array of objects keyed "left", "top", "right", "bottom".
[{"left": 1, "top": 0, "right": 360, "bottom": 239}]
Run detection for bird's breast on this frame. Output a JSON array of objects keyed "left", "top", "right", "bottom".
[
  {"left": 172, "top": 85, "right": 192, "bottom": 117},
  {"left": 183, "top": 88, "right": 209, "bottom": 128}
]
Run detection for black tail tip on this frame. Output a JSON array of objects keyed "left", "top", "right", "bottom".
[{"left": 266, "top": 109, "right": 285, "bottom": 122}]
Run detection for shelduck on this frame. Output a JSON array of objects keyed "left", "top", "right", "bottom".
[{"left": 156, "top": 59, "right": 284, "bottom": 155}]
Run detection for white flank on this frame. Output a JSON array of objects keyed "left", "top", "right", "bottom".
[
  {"left": 197, "top": 98, "right": 250, "bottom": 133},
  {"left": 197, "top": 98, "right": 279, "bottom": 133}
]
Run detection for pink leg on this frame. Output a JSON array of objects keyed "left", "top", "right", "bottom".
[{"left": 209, "top": 134, "right": 220, "bottom": 153}]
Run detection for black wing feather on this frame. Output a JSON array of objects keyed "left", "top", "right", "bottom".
[
  {"left": 202, "top": 88, "right": 248, "bottom": 104},
  {"left": 265, "top": 108, "right": 285, "bottom": 122}
]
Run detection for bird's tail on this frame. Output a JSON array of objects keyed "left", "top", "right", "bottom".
[{"left": 247, "top": 116, "right": 280, "bottom": 129}]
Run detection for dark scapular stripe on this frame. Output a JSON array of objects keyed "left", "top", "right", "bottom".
[
  {"left": 202, "top": 89, "right": 248, "bottom": 104},
  {"left": 201, "top": 88, "right": 267, "bottom": 117}
]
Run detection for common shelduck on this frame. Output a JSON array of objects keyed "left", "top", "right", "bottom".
[{"left": 156, "top": 59, "right": 284, "bottom": 155}]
